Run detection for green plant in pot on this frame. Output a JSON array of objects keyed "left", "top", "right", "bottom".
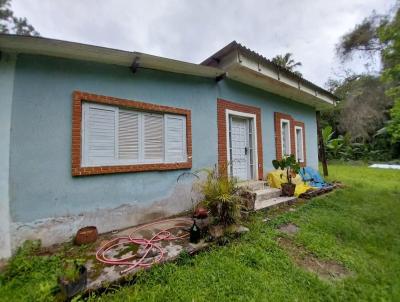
[
  {"left": 197, "top": 167, "right": 241, "bottom": 226},
  {"left": 58, "top": 259, "right": 87, "bottom": 299},
  {"left": 272, "top": 155, "right": 300, "bottom": 197}
]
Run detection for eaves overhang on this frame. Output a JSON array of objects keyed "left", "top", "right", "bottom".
[
  {"left": 0, "top": 34, "right": 225, "bottom": 79},
  {"left": 202, "top": 41, "right": 339, "bottom": 110}
]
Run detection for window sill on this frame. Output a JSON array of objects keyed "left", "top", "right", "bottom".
[{"left": 72, "top": 161, "right": 192, "bottom": 176}]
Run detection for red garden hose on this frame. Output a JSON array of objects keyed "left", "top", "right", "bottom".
[{"left": 96, "top": 218, "right": 192, "bottom": 274}]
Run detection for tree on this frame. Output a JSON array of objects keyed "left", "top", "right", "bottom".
[
  {"left": 325, "top": 75, "right": 392, "bottom": 142},
  {"left": 271, "top": 53, "right": 302, "bottom": 76},
  {"left": 0, "top": 0, "right": 39, "bottom": 36},
  {"left": 335, "top": 5, "right": 400, "bottom": 143},
  {"left": 321, "top": 126, "right": 344, "bottom": 158},
  {"left": 336, "top": 11, "right": 385, "bottom": 60},
  {"left": 379, "top": 8, "right": 400, "bottom": 142}
]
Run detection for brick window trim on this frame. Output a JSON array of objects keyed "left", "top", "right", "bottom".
[
  {"left": 72, "top": 91, "right": 192, "bottom": 176},
  {"left": 274, "top": 112, "right": 307, "bottom": 166},
  {"left": 217, "top": 98, "right": 263, "bottom": 180}
]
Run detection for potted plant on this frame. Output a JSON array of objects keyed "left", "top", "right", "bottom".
[
  {"left": 272, "top": 155, "right": 300, "bottom": 196},
  {"left": 58, "top": 259, "right": 87, "bottom": 299},
  {"left": 194, "top": 167, "right": 243, "bottom": 239},
  {"left": 200, "top": 168, "right": 242, "bottom": 226}
]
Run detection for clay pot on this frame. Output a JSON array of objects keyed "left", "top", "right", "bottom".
[
  {"left": 193, "top": 207, "right": 208, "bottom": 219},
  {"left": 75, "top": 226, "right": 98, "bottom": 245},
  {"left": 281, "top": 183, "right": 296, "bottom": 197}
]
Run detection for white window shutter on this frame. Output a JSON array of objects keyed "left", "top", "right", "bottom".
[
  {"left": 165, "top": 114, "right": 186, "bottom": 162},
  {"left": 118, "top": 109, "right": 139, "bottom": 160},
  {"left": 83, "top": 103, "right": 116, "bottom": 165},
  {"left": 143, "top": 113, "right": 164, "bottom": 161}
]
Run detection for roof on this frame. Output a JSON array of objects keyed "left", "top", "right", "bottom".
[
  {"left": 0, "top": 35, "right": 337, "bottom": 108},
  {"left": 0, "top": 34, "right": 225, "bottom": 78},
  {"left": 202, "top": 41, "right": 338, "bottom": 102}
]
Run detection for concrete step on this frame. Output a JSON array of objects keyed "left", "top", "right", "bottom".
[
  {"left": 254, "top": 188, "right": 281, "bottom": 202},
  {"left": 237, "top": 180, "right": 266, "bottom": 191},
  {"left": 254, "top": 196, "right": 297, "bottom": 211}
]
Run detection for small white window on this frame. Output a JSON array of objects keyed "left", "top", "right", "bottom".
[
  {"left": 281, "top": 119, "right": 291, "bottom": 156},
  {"left": 295, "top": 126, "right": 304, "bottom": 162},
  {"left": 82, "top": 102, "right": 187, "bottom": 167}
]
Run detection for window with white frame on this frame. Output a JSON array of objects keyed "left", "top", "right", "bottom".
[
  {"left": 280, "top": 119, "right": 291, "bottom": 156},
  {"left": 295, "top": 126, "right": 304, "bottom": 162},
  {"left": 82, "top": 102, "right": 187, "bottom": 167}
]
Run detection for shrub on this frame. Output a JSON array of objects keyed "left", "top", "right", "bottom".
[{"left": 196, "top": 167, "right": 241, "bottom": 226}]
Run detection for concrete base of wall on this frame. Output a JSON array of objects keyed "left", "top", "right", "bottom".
[
  {"left": 0, "top": 200, "right": 11, "bottom": 259},
  {"left": 10, "top": 182, "right": 199, "bottom": 252}
]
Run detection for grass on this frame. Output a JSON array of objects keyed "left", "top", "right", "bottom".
[{"left": 1, "top": 163, "right": 400, "bottom": 301}]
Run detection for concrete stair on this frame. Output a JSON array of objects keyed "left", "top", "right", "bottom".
[
  {"left": 237, "top": 180, "right": 266, "bottom": 191},
  {"left": 238, "top": 180, "right": 297, "bottom": 211},
  {"left": 254, "top": 187, "right": 281, "bottom": 202}
]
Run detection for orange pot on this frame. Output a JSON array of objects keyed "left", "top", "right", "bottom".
[{"left": 75, "top": 226, "right": 98, "bottom": 245}]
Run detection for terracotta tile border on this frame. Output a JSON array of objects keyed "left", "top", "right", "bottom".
[
  {"left": 72, "top": 91, "right": 192, "bottom": 176},
  {"left": 217, "top": 98, "right": 263, "bottom": 180},
  {"left": 274, "top": 112, "right": 306, "bottom": 166}
]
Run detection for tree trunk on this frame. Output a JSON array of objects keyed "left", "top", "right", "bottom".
[{"left": 316, "top": 111, "right": 328, "bottom": 177}]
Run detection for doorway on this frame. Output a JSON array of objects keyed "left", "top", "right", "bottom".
[{"left": 228, "top": 115, "right": 256, "bottom": 180}]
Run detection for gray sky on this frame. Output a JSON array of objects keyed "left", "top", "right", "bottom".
[{"left": 12, "top": 0, "right": 394, "bottom": 87}]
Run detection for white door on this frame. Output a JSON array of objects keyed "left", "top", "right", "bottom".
[{"left": 230, "top": 117, "right": 249, "bottom": 180}]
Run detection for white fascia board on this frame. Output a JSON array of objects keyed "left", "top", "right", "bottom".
[
  {"left": 0, "top": 35, "right": 134, "bottom": 66},
  {"left": 225, "top": 51, "right": 336, "bottom": 109},
  {"left": 0, "top": 35, "right": 225, "bottom": 78}
]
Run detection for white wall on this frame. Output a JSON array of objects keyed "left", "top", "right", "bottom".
[{"left": 0, "top": 53, "right": 15, "bottom": 258}]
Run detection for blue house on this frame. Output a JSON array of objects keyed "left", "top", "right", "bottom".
[{"left": 0, "top": 35, "right": 336, "bottom": 258}]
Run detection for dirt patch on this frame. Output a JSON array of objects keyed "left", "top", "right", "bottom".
[
  {"left": 278, "top": 223, "right": 299, "bottom": 235},
  {"left": 277, "top": 237, "right": 351, "bottom": 281}
]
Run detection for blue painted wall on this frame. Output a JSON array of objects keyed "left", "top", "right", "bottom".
[
  {"left": 9, "top": 54, "right": 318, "bottom": 223},
  {"left": 218, "top": 80, "right": 318, "bottom": 171}
]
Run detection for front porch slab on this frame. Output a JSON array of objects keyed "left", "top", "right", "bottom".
[
  {"left": 84, "top": 218, "right": 209, "bottom": 292},
  {"left": 254, "top": 196, "right": 297, "bottom": 211}
]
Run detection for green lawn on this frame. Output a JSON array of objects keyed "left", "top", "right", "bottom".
[{"left": 1, "top": 164, "right": 400, "bottom": 301}]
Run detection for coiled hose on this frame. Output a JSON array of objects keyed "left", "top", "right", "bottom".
[{"left": 96, "top": 217, "right": 192, "bottom": 274}]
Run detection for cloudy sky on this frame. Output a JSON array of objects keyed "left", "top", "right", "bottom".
[{"left": 12, "top": 0, "right": 395, "bottom": 86}]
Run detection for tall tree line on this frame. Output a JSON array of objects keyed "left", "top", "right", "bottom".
[{"left": 322, "top": 4, "right": 400, "bottom": 161}]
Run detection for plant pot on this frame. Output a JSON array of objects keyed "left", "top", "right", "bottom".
[
  {"left": 281, "top": 183, "right": 296, "bottom": 197},
  {"left": 59, "top": 265, "right": 87, "bottom": 298},
  {"left": 193, "top": 207, "right": 208, "bottom": 219},
  {"left": 75, "top": 226, "right": 98, "bottom": 245}
]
